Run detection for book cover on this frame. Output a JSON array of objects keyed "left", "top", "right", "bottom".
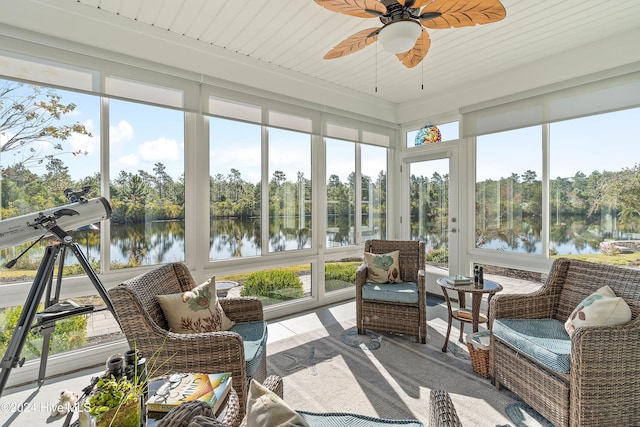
[
  {"left": 146, "top": 372, "right": 232, "bottom": 414},
  {"left": 445, "top": 275, "right": 471, "bottom": 285}
]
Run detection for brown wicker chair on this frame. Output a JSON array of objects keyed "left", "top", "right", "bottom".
[
  {"left": 107, "top": 263, "right": 267, "bottom": 425},
  {"left": 356, "top": 239, "right": 427, "bottom": 343},
  {"left": 429, "top": 390, "right": 463, "bottom": 427},
  {"left": 490, "top": 258, "right": 640, "bottom": 427}
]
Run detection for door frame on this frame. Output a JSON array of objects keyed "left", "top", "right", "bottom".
[{"left": 401, "top": 147, "right": 461, "bottom": 293}]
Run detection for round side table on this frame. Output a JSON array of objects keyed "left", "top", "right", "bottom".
[{"left": 437, "top": 277, "right": 502, "bottom": 353}]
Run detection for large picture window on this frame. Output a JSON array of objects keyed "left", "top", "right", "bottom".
[
  {"left": 549, "top": 108, "right": 640, "bottom": 256},
  {"left": 326, "top": 138, "right": 355, "bottom": 247},
  {"left": 268, "top": 127, "right": 312, "bottom": 252},
  {"left": 108, "top": 99, "right": 185, "bottom": 268},
  {"left": 476, "top": 126, "right": 543, "bottom": 254},
  {"left": 475, "top": 107, "right": 640, "bottom": 264},
  {"left": 209, "top": 117, "right": 262, "bottom": 259},
  {"left": 361, "top": 144, "right": 386, "bottom": 241}
]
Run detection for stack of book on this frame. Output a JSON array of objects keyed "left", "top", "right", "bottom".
[
  {"left": 444, "top": 275, "right": 472, "bottom": 285},
  {"left": 146, "top": 372, "right": 232, "bottom": 419}
]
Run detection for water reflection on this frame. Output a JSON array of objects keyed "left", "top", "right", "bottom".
[{"left": 5, "top": 215, "right": 634, "bottom": 272}]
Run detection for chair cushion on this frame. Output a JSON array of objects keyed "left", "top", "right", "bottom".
[
  {"left": 297, "top": 411, "right": 423, "bottom": 426},
  {"left": 230, "top": 321, "right": 268, "bottom": 379},
  {"left": 362, "top": 282, "right": 419, "bottom": 304},
  {"left": 364, "top": 250, "right": 402, "bottom": 284},
  {"left": 246, "top": 379, "right": 309, "bottom": 427},
  {"left": 492, "top": 318, "right": 571, "bottom": 373},
  {"left": 156, "top": 277, "right": 235, "bottom": 334},
  {"left": 564, "top": 285, "right": 632, "bottom": 337}
]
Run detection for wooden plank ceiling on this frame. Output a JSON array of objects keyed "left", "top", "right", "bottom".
[{"left": 73, "top": 0, "right": 640, "bottom": 104}]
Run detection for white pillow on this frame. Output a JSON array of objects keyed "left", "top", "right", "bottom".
[
  {"left": 565, "top": 285, "right": 632, "bottom": 337},
  {"left": 157, "top": 277, "right": 235, "bottom": 334},
  {"left": 364, "top": 250, "right": 402, "bottom": 284},
  {"left": 245, "top": 380, "right": 309, "bottom": 427}
]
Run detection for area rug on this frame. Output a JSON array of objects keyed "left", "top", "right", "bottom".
[{"left": 267, "top": 317, "right": 553, "bottom": 427}]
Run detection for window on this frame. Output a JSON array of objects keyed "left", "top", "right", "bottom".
[
  {"left": 0, "top": 81, "right": 101, "bottom": 280},
  {"left": 549, "top": 108, "right": 640, "bottom": 256},
  {"left": 209, "top": 117, "right": 262, "bottom": 259},
  {"left": 108, "top": 99, "right": 185, "bottom": 268},
  {"left": 268, "top": 127, "right": 312, "bottom": 252},
  {"left": 361, "top": 144, "right": 386, "bottom": 240},
  {"left": 326, "top": 138, "right": 355, "bottom": 247},
  {"left": 406, "top": 120, "right": 459, "bottom": 148},
  {"left": 474, "top": 107, "right": 640, "bottom": 264},
  {"left": 476, "top": 126, "right": 542, "bottom": 254}
]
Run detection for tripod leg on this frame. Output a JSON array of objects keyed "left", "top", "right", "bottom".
[
  {"left": 38, "top": 245, "right": 66, "bottom": 385},
  {"left": 68, "top": 243, "right": 118, "bottom": 321},
  {"left": 0, "top": 245, "right": 61, "bottom": 398}
]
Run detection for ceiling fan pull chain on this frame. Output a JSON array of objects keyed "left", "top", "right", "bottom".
[{"left": 375, "top": 40, "right": 378, "bottom": 93}]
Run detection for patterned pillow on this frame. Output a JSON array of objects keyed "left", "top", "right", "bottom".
[
  {"left": 246, "top": 379, "right": 309, "bottom": 427},
  {"left": 157, "top": 277, "right": 235, "bottom": 334},
  {"left": 364, "top": 250, "right": 402, "bottom": 284},
  {"left": 564, "top": 285, "right": 631, "bottom": 337}
]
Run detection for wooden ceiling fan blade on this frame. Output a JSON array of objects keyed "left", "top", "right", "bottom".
[
  {"left": 323, "top": 27, "right": 380, "bottom": 60},
  {"left": 314, "top": 0, "right": 386, "bottom": 18},
  {"left": 420, "top": 0, "right": 506, "bottom": 29},
  {"left": 396, "top": 28, "right": 431, "bottom": 68},
  {"left": 398, "top": 0, "right": 432, "bottom": 8}
]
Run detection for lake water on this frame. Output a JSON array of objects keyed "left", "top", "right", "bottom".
[{"left": 5, "top": 216, "right": 637, "bottom": 269}]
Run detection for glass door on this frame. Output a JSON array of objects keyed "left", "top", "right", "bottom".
[{"left": 402, "top": 151, "right": 459, "bottom": 295}]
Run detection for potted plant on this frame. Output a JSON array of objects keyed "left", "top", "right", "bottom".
[
  {"left": 81, "top": 374, "right": 142, "bottom": 427},
  {"left": 80, "top": 347, "right": 171, "bottom": 427}
]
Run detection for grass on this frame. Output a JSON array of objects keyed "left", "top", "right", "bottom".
[{"left": 553, "top": 252, "right": 640, "bottom": 267}]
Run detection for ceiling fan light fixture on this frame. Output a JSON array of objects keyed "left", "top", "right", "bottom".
[{"left": 378, "top": 20, "right": 422, "bottom": 54}]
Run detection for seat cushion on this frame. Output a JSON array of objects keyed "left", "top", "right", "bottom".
[
  {"left": 362, "top": 282, "right": 419, "bottom": 304},
  {"left": 230, "top": 321, "right": 268, "bottom": 379},
  {"left": 493, "top": 318, "right": 571, "bottom": 373},
  {"left": 298, "top": 411, "right": 423, "bottom": 426}
]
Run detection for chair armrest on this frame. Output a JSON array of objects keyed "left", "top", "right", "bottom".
[
  {"left": 189, "top": 415, "right": 228, "bottom": 427},
  {"left": 572, "top": 319, "right": 640, "bottom": 377},
  {"left": 355, "top": 263, "right": 367, "bottom": 288},
  {"left": 490, "top": 257, "right": 571, "bottom": 321},
  {"left": 570, "top": 320, "right": 640, "bottom": 423},
  {"left": 430, "top": 389, "right": 462, "bottom": 427},
  {"left": 219, "top": 297, "right": 264, "bottom": 322},
  {"left": 261, "top": 374, "right": 284, "bottom": 399},
  {"left": 145, "top": 330, "right": 246, "bottom": 378},
  {"left": 489, "top": 288, "right": 559, "bottom": 321}
]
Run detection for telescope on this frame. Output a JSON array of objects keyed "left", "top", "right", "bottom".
[
  {"left": 0, "top": 190, "right": 116, "bottom": 398},
  {"left": 0, "top": 196, "right": 111, "bottom": 251}
]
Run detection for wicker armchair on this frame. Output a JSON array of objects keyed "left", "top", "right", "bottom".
[
  {"left": 356, "top": 239, "right": 427, "bottom": 343},
  {"left": 429, "top": 390, "right": 463, "bottom": 427},
  {"left": 107, "top": 263, "right": 267, "bottom": 425},
  {"left": 490, "top": 258, "right": 640, "bottom": 427}
]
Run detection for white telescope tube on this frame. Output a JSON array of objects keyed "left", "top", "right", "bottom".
[{"left": 0, "top": 197, "right": 111, "bottom": 250}]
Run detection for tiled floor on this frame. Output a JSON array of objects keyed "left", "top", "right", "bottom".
[{"left": 0, "top": 276, "right": 541, "bottom": 427}]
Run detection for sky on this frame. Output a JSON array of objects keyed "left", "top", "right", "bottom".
[{"left": 1, "top": 82, "right": 638, "bottom": 187}]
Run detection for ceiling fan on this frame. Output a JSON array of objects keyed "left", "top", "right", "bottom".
[{"left": 314, "top": 0, "right": 506, "bottom": 68}]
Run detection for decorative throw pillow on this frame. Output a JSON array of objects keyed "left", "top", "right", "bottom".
[
  {"left": 364, "top": 250, "right": 402, "bottom": 284},
  {"left": 564, "top": 285, "right": 632, "bottom": 337},
  {"left": 157, "top": 277, "right": 235, "bottom": 334},
  {"left": 245, "top": 379, "right": 309, "bottom": 427}
]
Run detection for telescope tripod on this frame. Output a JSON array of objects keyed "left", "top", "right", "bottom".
[{"left": 0, "top": 226, "right": 117, "bottom": 398}]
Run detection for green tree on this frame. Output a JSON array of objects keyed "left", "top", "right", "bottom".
[
  {"left": 0, "top": 82, "right": 91, "bottom": 168},
  {"left": 591, "top": 164, "right": 640, "bottom": 228}
]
